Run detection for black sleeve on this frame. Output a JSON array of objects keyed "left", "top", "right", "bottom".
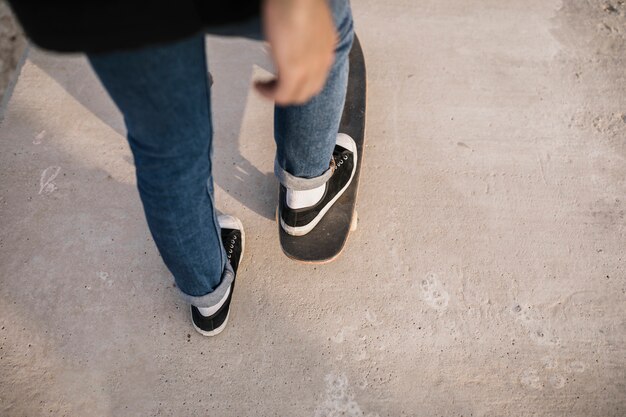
[{"left": 6, "top": 0, "right": 260, "bottom": 54}]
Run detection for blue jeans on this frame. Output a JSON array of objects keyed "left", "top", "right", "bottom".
[{"left": 87, "top": 0, "right": 354, "bottom": 307}]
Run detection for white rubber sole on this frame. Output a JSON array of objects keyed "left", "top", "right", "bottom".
[
  {"left": 280, "top": 134, "right": 358, "bottom": 237},
  {"left": 192, "top": 310, "right": 230, "bottom": 337}
]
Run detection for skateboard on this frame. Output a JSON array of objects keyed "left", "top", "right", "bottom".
[{"left": 278, "top": 34, "right": 366, "bottom": 263}]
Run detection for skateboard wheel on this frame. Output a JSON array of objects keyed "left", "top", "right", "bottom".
[{"left": 350, "top": 211, "right": 358, "bottom": 231}]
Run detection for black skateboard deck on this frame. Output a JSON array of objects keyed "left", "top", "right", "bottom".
[{"left": 278, "top": 35, "right": 366, "bottom": 263}]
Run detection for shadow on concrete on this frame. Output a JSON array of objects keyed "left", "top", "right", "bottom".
[
  {"left": 26, "top": 36, "right": 277, "bottom": 220},
  {"left": 0, "top": 100, "right": 368, "bottom": 416}
]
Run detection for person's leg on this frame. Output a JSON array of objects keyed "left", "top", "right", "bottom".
[
  {"left": 273, "top": 0, "right": 356, "bottom": 236},
  {"left": 87, "top": 35, "right": 233, "bottom": 309},
  {"left": 273, "top": 0, "right": 354, "bottom": 189}
]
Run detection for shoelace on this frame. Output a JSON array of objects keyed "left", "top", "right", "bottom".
[
  {"left": 333, "top": 151, "right": 350, "bottom": 170},
  {"left": 226, "top": 233, "right": 237, "bottom": 262}
]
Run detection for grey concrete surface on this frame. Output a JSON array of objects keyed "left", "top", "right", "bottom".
[
  {"left": 1, "top": 1, "right": 625, "bottom": 416},
  {"left": 0, "top": 0, "right": 26, "bottom": 108}
]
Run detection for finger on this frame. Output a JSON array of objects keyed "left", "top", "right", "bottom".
[
  {"left": 257, "top": 79, "right": 300, "bottom": 106},
  {"left": 273, "top": 73, "right": 304, "bottom": 105},
  {"left": 291, "top": 68, "right": 329, "bottom": 105},
  {"left": 284, "top": 76, "right": 310, "bottom": 105},
  {"left": 254, "top": 79, "right": 278, "bottom": 100},
  {"left": 293, "top": 58, "right": 333, "bottom": 104}
]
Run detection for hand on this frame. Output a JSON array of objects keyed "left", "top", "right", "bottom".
[{"left": 255, "top": 0, "right": 337, "bottom": 105}]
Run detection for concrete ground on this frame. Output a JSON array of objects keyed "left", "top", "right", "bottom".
[
  {"left": 1, "top": 0, "right": 625, "bottom": 416},
  {"left": 0, "top": 0, "right": 26, "bottom": 104}
]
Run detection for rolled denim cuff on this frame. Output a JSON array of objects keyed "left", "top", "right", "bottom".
[
  {"left": 274, "top": 158, "right": 333, "bottom": 191},
  {"left": 177, "top": 262, "right": 235, "bottom": 308}
]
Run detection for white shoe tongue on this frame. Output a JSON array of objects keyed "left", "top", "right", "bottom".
[{"left": 286, "top": 183, "right": 326, "bottom": 209}]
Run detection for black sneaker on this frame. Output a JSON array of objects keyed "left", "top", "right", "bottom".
[
  {"left": 190, "top": 215, "right": 244, "bottom": 336},
  {"left": 279, "top": 133, "right": 357, "bottom": 236}
]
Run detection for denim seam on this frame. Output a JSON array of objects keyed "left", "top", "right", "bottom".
[
  {"left": 200, "top": 44, "right": 227, "bottom": 276},
  {"left": 169, "top": 39, "right": 224, "bottom": 299}
]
